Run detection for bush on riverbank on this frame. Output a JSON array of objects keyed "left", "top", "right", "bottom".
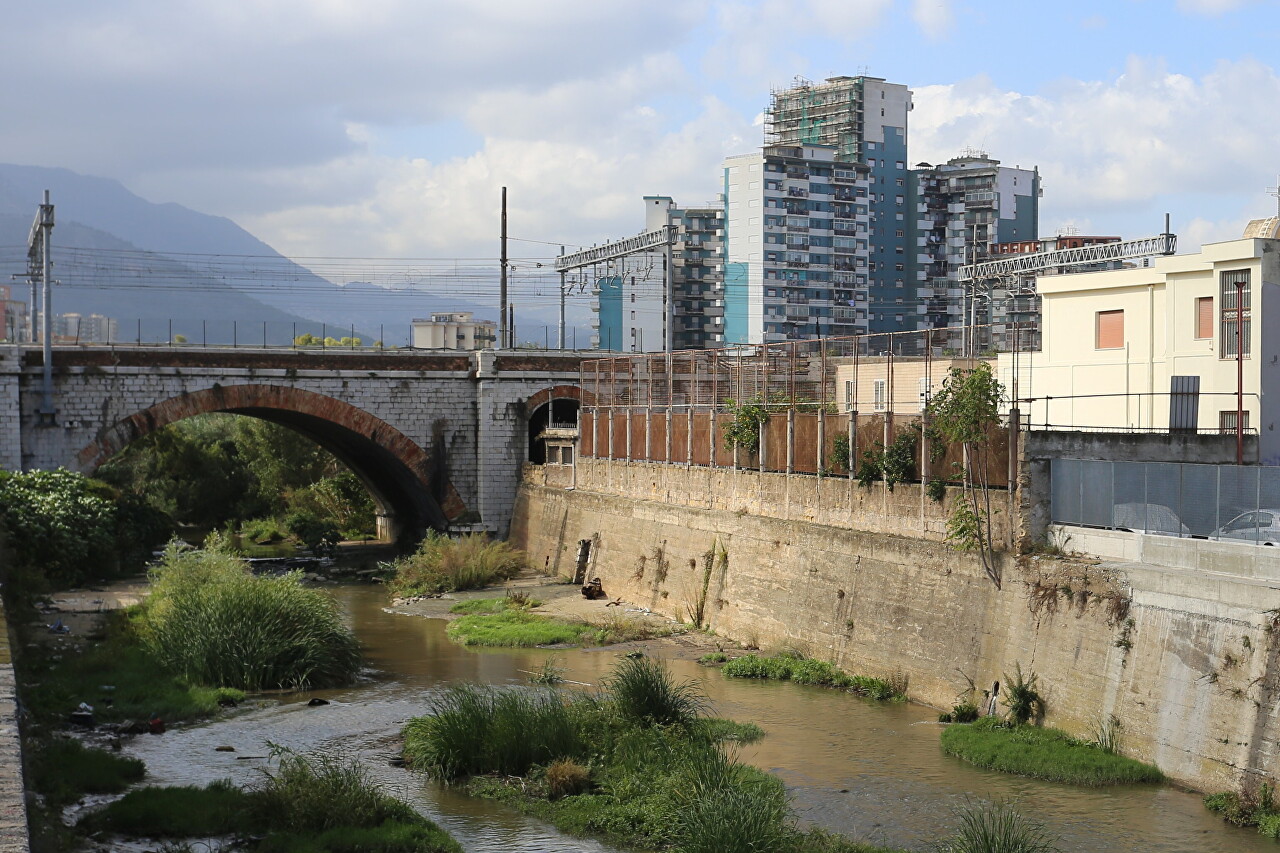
[
  {"left": 81, "top": 751, "right": 462, "bottom": 852},
  {"left": 403, "top": 656, "right": 900, "bottom": 853},
  {"left": 1204, "top": 783, "right": 1280, "bottom": 838},
  {"left": 722, "top": 653, "right": 905, "bottom": 700},
  {"left": 940, "top": 716, "right": 1164, "bottom": 786},
  {"left": 138, "top": 543, "right": 360, "bottom": 690},
  {"left": 386, "top": 531, "right": 525, "bottom": 597}
]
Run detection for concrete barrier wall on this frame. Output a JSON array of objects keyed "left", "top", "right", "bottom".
[
  {"left": 563, "top": 458, "right": 1014, "bottom": 546},
  {"left": 514, "top": 472, "right": 1280, "bottom": 793},
  {"left": 0, "top": 609, "right": 29, "bottom": 851}
]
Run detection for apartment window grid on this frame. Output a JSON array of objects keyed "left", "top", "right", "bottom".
[
  {"left": 872, "top": 379, "right": 887, "bottom": 412},
  {"left": 844, "top": 380, "right": 854, "bottom": 412},
  {"left": 1220, "top": 270, "right": 1251, "bottom": 358}
]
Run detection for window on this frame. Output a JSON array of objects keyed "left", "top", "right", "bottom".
[
  {"left": 919, "top": 377, "right": 930, "bottom": 411},
  {"left": 1220, "top": 410, "right": 1251, "bottom": 433},
  {"left": 873, "top": 379, "right": 887, "bottom": 411},
  {"left": 844, "top": 380, "right": 854, "bottom": 412},
  {"left": 1195, "top": 296, "right": 1213, "bottom": 339},
  {"left": 1220, "top": 270, "right": 1251, "bottom": 358},
  {"left": 1096, "top": 310, "right": 1124, "bottom": 349}
]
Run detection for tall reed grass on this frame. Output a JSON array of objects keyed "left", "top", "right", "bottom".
[
  {"left": 387, "top": 532, "right": 525, "bottom": 597},
  {"left": 139, "top": 543, "right": 360, "bottom": 691},
  {"left": 403, "top": 684, "right": 585, "bottom": 781},
  {"left": 666, "top": 747, "right": 794, "bottom": 853}
]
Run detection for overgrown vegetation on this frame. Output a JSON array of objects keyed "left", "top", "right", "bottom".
[
  {"left": 385, "top": 531, "right": 526, "bottom": 598},
  {"left": 721, "top": 653, "right": 906, "bottom": 700},
  {"left": 939, "top": 716, "right": 1164, "bottom": 786},
  {"left": 927, "top": 363, "right": 1005, "bottom": 587},
  {"left": 403, "top": 656, "right": 899, "bottom": 853},
  {"left": 97, "top": 413, "right": 378, "bottom": 544},
  {"left": 80, "top": 749, "right": 462, "bottom": 852},
  {"left": 137, "top": 543, "right": 361, "bottom": 691}
]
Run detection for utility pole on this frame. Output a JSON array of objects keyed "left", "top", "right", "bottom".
[
  {"left": 1237, "top": 277, "right": 1245, "bottom": 466},
  {"left": 499, "top": 187, "right": 508, "bottom": 349},
  {"left": 558, "top": 245, "right": 566, "bottom": 350},
  {"left": 32, "top": 191, "right": 55, "bottom": 423}
]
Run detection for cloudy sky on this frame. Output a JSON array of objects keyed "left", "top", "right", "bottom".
[{"left": 3, "top": 0, "right": 1279, "bottom": 264}]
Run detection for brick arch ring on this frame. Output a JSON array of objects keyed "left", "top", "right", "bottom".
[
  {"left": 75, "top": 384, "right": 447, "bottom": 538},
  {"left": 523, "top": 384, "right": 591, "bottom": 415}
]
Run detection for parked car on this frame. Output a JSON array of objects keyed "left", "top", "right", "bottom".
[
  {"left": 1111, "top": 503, "right": 1189, "bottom": 536},
  {"left": 1210, "top": 509, "right": 1280, "bottom": 545}
]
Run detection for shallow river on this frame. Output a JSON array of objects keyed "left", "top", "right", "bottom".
[{"left": 122, "top": 585, "right": 1273, "bottom": 852}]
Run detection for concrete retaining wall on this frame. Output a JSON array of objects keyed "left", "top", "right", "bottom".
[{"left": 514, "top": 470, "right": 1280, "bottom": 793}]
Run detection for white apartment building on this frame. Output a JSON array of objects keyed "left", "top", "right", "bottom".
[{"left": 411, "top": 312, "right": 496, "bottom": 350}]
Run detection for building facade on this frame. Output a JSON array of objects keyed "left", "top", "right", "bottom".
[
  {"left": 995, "top": 234, "right": 1280, "bottom": 460},
  {"left": 411, "top": 312, "right": 496, "bottom": 350},
  {"left": 592, "top": 196, "right": 724, "bottom": 352},
  {"left": 723, "top": 144, "right": 871, "bottom": 344},
  {"left": 53, "top": 313, "right": 118, "bottom": 344},
  {"left": 911, "top": 153, "right": 1040, "bottom": 340}
]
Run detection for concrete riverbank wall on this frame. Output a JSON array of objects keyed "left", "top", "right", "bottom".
[
  {"left": 513, "top": 460, "right": 1280, "bottom": 793},
  {"left": 0, "top": 606, "right": 30, "bottom": 851}
]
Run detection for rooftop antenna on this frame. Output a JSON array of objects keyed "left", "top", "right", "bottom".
[{"left": 1267, "top": 174, "right": 1280, "bottom": 216}]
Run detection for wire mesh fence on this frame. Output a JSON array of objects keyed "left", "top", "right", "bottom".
[{"left": 1051, "top": 458, "right": 1280, "bottom": 543}]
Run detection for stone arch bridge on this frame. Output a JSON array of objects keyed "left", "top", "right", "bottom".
[{"left": 0, "top": 346, "right": 584, "bottom": 541}]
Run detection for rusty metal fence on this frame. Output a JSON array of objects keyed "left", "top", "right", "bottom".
[{"left": 578, "top": 326, "right": 1019, "bottom": 487}]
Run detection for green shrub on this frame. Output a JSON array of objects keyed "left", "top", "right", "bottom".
[
  {"left": 952, "top": 703, "right": 980, "bottom": 723},
  {"left": 31, "top": 738, "right": 145, "bottom": 808},
  {"left": 545, "top": 758, "right": 591, "bottom": 799},
  {"left": 285, "top": 510, "right": 341, "bottom": 555},
  {"left": 937, "top": 801, "right": 1060, "bottom": 853},
  {"left": 138, "top": 543, "right": 360, "bottom": 690},
  {"left": 387, "top": 531, "right": 525, "bottom": 597},
  {"left": 606, "top": 656, "right": 706, "bottom": 728},
  {"left": 699, "top": 652, "right": 730, "bottom": 664},
  {"left": 240, "top": 517, "right": 289, "bottom": 544},
  {"left": 940, "top": 720, "right": 1164, "bottom": 786}
]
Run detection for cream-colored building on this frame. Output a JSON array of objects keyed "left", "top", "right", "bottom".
[
  {"left": 994, "top": 232, "right": 1280, "bottom": 460},
  {"left": 834, "top": 357, "right": 981, "bottom": 414},
  {"left": 411, "top": 312, "right": 496, "bottom": 350}
]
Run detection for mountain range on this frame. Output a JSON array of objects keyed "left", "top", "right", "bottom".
[{"left": 0, "top": 164, "right": 586, "bottom": 347}]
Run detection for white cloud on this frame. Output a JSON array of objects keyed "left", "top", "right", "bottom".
[
  {"left": 910, "top": 58, "right": 1280, "bottom": 235},
  {"left": 1175, "top": 0, "right": 1257, "bottom": 15},
  {"left": 911, "top": 0, "right": 955, "bottom": 40}
]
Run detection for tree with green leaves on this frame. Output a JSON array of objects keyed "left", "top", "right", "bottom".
[{"left": 927, "top": 362, "right": 1005, "bottom": 588}]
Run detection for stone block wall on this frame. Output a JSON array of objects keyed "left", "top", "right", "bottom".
[{"left": 514, "top": 472, "right": 1280, "bottom": 793}]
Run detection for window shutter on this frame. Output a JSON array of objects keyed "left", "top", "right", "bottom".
[
  {"left": 1096, "top": 310, "right": 1123, "bottom": 349},
  {"left": 1196, "top": 297, "right": 1213, "bottom": 339}
]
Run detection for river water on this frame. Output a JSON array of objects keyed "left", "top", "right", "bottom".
[{"left": 121, "top": 584, "right": 1272, "bottom": 852}]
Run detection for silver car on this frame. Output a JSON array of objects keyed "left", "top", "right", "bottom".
[{"left": 1211, "top": 509, "right": 1280, "bottom": 545}]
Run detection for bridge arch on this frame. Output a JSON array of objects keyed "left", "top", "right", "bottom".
[{"left": 75, "top": 384, "right": 448, "bottom": 542}]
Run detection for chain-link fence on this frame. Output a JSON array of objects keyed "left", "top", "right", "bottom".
[{"left": 1051, "top": 458, "right": 1280, "bottom": 543}]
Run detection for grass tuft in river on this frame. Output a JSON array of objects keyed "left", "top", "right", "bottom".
[
  {"left": 29, "top": 737, "right": 145, "bottom": 809},
  {"left": 402, "top": 656, "right": 902, "bottom": 853},
  {"left": 940, "top": 716, "right": 1164, "bottom": 786},
  {"left": 721, "top": 653, "right": 905, "bottom": 700},
  {"left": 937, "top": 800, "right": 1061, "bottom": 853},
  {"left": 79, "top": 750, "right": 463, "bottom": 852},
  {"left": 1204, "top": 782, "right": 1280, "bottom": 838}
]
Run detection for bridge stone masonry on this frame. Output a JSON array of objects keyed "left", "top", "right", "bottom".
[{"left": 0, "top": 345, "right": 584, "bottom": 542}]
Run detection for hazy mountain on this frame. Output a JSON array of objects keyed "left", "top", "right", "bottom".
[{"left": 0, "top": 164, "right": 586, "bottom": 346}]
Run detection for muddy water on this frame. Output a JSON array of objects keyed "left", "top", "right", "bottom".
[{"left": 124, "top": 585, "right": 1273, "bottom": 852}]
